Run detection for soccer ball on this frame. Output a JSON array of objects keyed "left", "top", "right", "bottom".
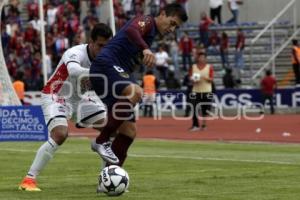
[
  {"left": 192, "top": 73, "right": 201, "bottom": 81},
  {"left": 97, "top": 165, "right": 129, "bottom": 196}
]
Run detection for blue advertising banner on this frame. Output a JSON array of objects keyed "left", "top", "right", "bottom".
[
  {"left": 215, "top": 88, "right": 300, "bottom": 108},
  {"left": 0, "top": 106, "right": 48, "bottom": 141},
  {"left": 154, "top": 88, "right": 300, "bottom": 109}
]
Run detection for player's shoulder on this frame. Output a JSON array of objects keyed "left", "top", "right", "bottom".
[
  {"left": 134, "top": 14, "right": 152, "bottom": 20},
  {"left": 65, "top": 44, "right": 87, "bottom": 55},
  {"left": 132, "top": 15, "right": 154, "bottom": 25},
  {"left": 162, "top": 51, "right": 169, "bottom": 57},
  {"left": 63, "top": 44, "right": 88, "bottom": 62}
]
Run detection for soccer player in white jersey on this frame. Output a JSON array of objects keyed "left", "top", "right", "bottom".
[{"left": 19, "top": 23, "right": 113, "bottom": 192}]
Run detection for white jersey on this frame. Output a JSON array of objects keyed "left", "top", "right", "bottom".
[
  {"left": 41, "top": 44, "right": 106, "bottom": 131},
  {"left": 228, "top": 0, "right": 240, "bottom": 10},
  {"left": 155, "top": 51, "right": 169, "bottom": 67},
  {"left": 42, "top": 44, "right": 92, "bottom": 102},
  {"left": 209, "top": 0, "right": 223, "bottom": 9}
]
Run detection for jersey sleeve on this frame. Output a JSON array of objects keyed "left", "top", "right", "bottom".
[
  {"left": 292, "top": 47, "right": 299, "bottom": 63},
  {"left": 189, "top": 65, "right": 194, "bottom": 77},
  {"left": 125, "top": 15, "right": 154, "bottom": 50},
  {"left": 209, "top": 65, "right": 214, "bottom": 79},
  {"left": 63, "top": 49, "right": 89, "bottom": 77}
]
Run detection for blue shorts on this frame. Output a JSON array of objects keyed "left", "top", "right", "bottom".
[{"left": 90, "top": 59, "right": 136, "bottom": 109}]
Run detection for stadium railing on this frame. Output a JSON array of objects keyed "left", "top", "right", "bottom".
[{"left": 250, "top": 0, "right": 300, "bottom": 83}]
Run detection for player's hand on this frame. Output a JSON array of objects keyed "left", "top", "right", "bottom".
[
  {"left": 143, "top": 49, "right": 156, "bottom": 67},
  {"left": 80, "top": 76, "right": 92, "bottom": 92}
]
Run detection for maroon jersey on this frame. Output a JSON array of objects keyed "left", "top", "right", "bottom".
[{"left": 261, "top": 76, "right": 276, "bottom": 95}]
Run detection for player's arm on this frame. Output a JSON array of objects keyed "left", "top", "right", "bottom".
[
  {"left": 125, "top": 16, "right": 156, "bottom": 67},
  {"left": 260, "top": 79, "right": 265, "bottom": 89},
  {"left": 64, "top": 50, "right": 91, "bottom": 90},
  {"left": 190, "top": 65, "right": 202, "bottom": 84},
  {"left": 67, "top": 61, "right": 91, "bottom": 89},
  {"left": 64, "top": 51, "right": 89, "bottom": 77},
  {"left": 189, "top": 66, "right": 198, "bottom": 83},
  {"left": 203, "top": 65, "right": 214, "bottom": 83},
  {"left": 273, "top": 78, "right": 277, "bottom": 91},
  {"left": 237, "top": 0, "right": 243, "bottom": 5},
  {"left": 66, "top": 62, "right": 89, "bottom": 76},
  {"left": 227, "top": 0, "right": 231, "bottom": 9},
  {"left": 292, "top": 48, "right": 300, "bottom": 64},
  {"left": 155, "top": 77, "right": 160, "bottom": 89}
]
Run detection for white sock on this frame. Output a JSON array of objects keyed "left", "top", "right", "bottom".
[{"left": 26, "top": 138, "right": 59, "bottom": 179}]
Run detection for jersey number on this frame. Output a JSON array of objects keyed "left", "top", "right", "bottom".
[{"left": 113, "top": 65, "right": 124, "bottom": 73}]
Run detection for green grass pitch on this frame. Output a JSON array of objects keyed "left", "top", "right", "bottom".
[{"left": 1, "top": 138, "right": 300, "bottom": 200}]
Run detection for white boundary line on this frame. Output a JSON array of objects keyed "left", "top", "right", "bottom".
[
  {"left": 0, "top": 148, "right": 296, "bottom": 166},
  {"left": 129, "top": 154, "right": 296, "bottom": 165}
]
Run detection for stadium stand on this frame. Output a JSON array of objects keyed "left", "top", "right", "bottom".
[
  {"left": 177, "top": 21, "right": 297, "bottom": 88},
  {"left": 1, "top": 0, "right": 299, "bottom": 93}
]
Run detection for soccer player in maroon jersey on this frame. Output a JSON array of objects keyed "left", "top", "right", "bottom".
[
  {"left": 90, "top": 3, "right": 188, "bottom": 166},
  {"left": 261, "top": 70, "right": 277, "bottom": 114}
]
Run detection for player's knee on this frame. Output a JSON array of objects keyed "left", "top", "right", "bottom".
[
  {"left": 119, "top": 122, "right": 136, "bottom": 139},
  {"left": 134, "top": 86, "right": 143, "bottom": 102},
  {"left": 130, "top": 85, "right": 143, "bottom": 104},
  {"left": 120, "top": 129, "right": 136, "bottom": 139},
  {"left": 50, "top": 126, "right": 68, "bottom": 145},
  {"left": 92, "top": 118, "right": 106, "bottom": 132},
  {"left": 122, "top": 84, "right": 143, "bottom": 105}
]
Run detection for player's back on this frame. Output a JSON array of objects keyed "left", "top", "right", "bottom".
[{"left": 95, "top": 15, "right": 157, "bottom": 72}]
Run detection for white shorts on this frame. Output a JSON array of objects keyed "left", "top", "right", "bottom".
[
  {"left": 41, "top": 92, "right": 107, "bottom": 132},
  {"left": 143, "top": 93, "right": 156, "bottom": 105}
]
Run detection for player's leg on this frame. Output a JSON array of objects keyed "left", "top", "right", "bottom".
[
  {"left": 111, "top": 121, "right": 136, "bottom": 166},
  {"left": 268, "top": 95, "right": 275, "bottom": 114},
  {"left": 143, "top": 94, "right": 150, "bottom": 117},
  {"left": 90, "top": 61, "right": 142, "bottom": 164},
  {"left": 19, "top": 95, "right": 69, "bottom": 191},
  {"left": 200, "top": 93, "right": 212, "bottom": 130},
  {"left": 97, "top": 83, "right": 142, "bottom": 138},
  {"left": 91, "top": 76, "right": 142, "bottom": 163},
  {"left": 190, "top": 93, "right": 200, "bottom": 131},
  {"left": 74, "top": 92, "right": 118, "bottom": 165},
  {"left": 96, "top": 121, "right": 135, "bottom": 193},
  {"left": 76, "top": 92, "right": 107, "bottom": 130},
  {"left": 149, "top": 93, "right": 156, "bottom": 117},
  {"left": 19, "top": 124, "right": 68, "bottom": 191},
  {"left": 94, "top": 84, "right": 141, "bottom": 155},
  {"left": 93, "top": 84, "right": 142, "bottom": 164}
]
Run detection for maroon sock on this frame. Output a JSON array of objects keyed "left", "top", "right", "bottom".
[
  {"left": 111, "top": 134, "right": 134, "bottom": 166},
  {"left": 96, "top": 99, "right": 133, "bottom": 144}
]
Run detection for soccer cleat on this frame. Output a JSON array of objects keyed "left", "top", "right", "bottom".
[
  {"left": 189, "top": 126, "right": 200, "bottom": 132},
  {"left": 91, "top": 140, "right": 119, "bottom": 164},
  {"left": 18, "top": 177, "right": 41, "bottom": 192},
  {"left": 96, "top": 183, "right": 106, "bottom": 193},
  {"left": 201, "top": 124, "right": 207, "bottom": 130}
]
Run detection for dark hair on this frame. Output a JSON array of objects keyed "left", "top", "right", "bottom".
[
  {"left": 266, "top": 70, "right": 271, "bottom": 76},
  {"left": 222, "top": 32, "right": 228, "bottom": 38},
  {"left": 15, "top": 71, "right": 24, "bottom": 81},
  {"left": 90, "top": 23, "right": 113, "bottom": 41},
  {"left": 162, "top": 3, "right": 188, "bottom": 22},
  {"left": 157, "top": 45, "right": 165, "bottom": 51},
  {"left": 146, "top": 70, "right": 154, "bottom": 75},
  {"left": 226, "top": 68, "right": 232, "bottom": 74},
  {"left": 197, "top": 52, "right": 207, "bottom": 57},
  {"left": 292, "top": 39, "right": 298, "bottom": 46}
]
